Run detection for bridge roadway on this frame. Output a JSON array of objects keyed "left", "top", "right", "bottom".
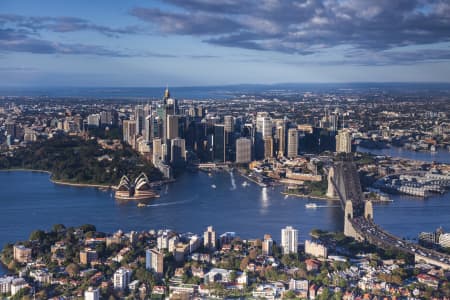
[
  {"left": 350, "top": 216, "right": 450, "bottom": 268},
  {"left": 331, "top": 159, "right": 450, "bottom": 269}
]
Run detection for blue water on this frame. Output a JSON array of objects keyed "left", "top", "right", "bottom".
[
  {"left": 0, "top": 170, "right": 342, "bottom": 274},
  {"left": 357, "top": 146, "right": 450, "bottom": 164},
  {"left": 2, "top": 83, "right": 450, "bottom": 100},
  {"left": 1, "top": 167, "right": 449, "bottom": 275}
]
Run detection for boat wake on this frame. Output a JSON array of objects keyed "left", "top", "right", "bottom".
[
  {"left": 146, "top": 200, "right": 192, "bottom": 207},
  {"left": 230, "top": 171, "right": 236, "bottom": 190}
]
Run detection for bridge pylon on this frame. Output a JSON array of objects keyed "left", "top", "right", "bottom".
[
  {"left": 344, "top": 200, "right": 361, "bottom": 239},
  {"left": 326, "top": 166, "right": 337, "bottom": 198}
]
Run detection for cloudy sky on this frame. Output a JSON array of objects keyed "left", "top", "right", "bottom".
[{"left": 1, "top": 0, "right": 450, "bottom": 86}]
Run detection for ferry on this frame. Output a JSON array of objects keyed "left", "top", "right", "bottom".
[{"left": 305, "top": 203, "right": 318, "bottom": 209}]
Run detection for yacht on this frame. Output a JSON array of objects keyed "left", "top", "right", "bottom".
[{"left": 305, "top": 203, "right": 318, "bottom": 209}]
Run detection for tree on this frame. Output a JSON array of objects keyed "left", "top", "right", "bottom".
[
  {"left": 284, "top": 290, "right": 297, "bottom": 299},
  {"left": 319, "top": 288, "right": 330, "bottom": 300},
  {"left": 79, "top": 224, "right": 96, "bottom": 233},
  {"left": 29, "top": 230, "right": 46, "bottom": 241},
  {"left": 229, "top": 271, "right": 237, "bottom": 283},
  {"left": 240, "top": 257, "right": 249, "bottom": 271},
  {"left": 66, "top": 263, "right": 80, "bottom": 277},
  {"left": 52, "top": 224, "right": 66, "bottom": 233}
]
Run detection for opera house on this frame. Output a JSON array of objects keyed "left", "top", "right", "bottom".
[{"left": 115, "top": 173, "right": 158, "bottom": 200}]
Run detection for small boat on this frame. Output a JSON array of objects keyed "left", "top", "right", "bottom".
[
  {"left": 211, "top": 184, "right": 217, "bottom": 189},
  {"left": 137, "top": 203, "right": 147, "bottom": 208},
  {"left": 305, "top": 203, "right": 318, "bottom": 209},
  {"left": 208, "top": 173, "right": 213, "bottom": 177},
  {"left": 284, "top": 195, "right": 289, "bottom": 199},
  {"left": 242, "top": 181, "right": 249, "bottom": 187}
]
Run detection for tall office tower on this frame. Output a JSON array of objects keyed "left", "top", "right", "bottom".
[
  {"left": 203, "top": 226, "right": 217, "bottom": 250},
  {"left": 255, "top": 113, "right": 272, "bottom": 159},
  {"left": 5, "top": 120, "right": 16, "bottom": 139},
  {"left": 87, "top": 114, "right": 101, "bottom": 127},
  {"left": 197, "top": 105, "right": 205, "bottom": 118},
  {"left": 170, "top": 138, "right": 186, "bottom": 166},
  {"left": 235, "top": 137, "right": 252, "bottom": 163},
  {"left": 144, "top": 115, "right": 152, "bottom": 143},
  {"left": 166, "top": 115, "right": 179, "bottom": 140},
  {"left": 156, "top": 103, "right": 166, "bottom": 143},
  {"left": 152, "top": 138, "right": 162, "bottom": 164},
  {"left": 113, "top": 268, "right": 131, "bottom": 290},
  {"left": 161, "top": 143, "right": 168, "bottom": 163},
  {"left": 224, "top": 116, "right": 234, "bottom": 133},
  {"left": 224, "top": 115, "right": 235, "bottom": 160},
  {"left": 336, "top": 129, "right": 352, "bottom": 153},
  {"left": 134, "top": 105, "right": 145, "bottom": 135},
  {"left": 257, "top": 115, "right": 272, "bottom": 139},
  {"left": 330, "top": 113, "right": 339, "bottom": 132},
  {"left": 100, "top": 111, "right": 113, "bottom": 126},
  {"left": 152, "top": 116, "right": 163, "bottom": 140},
  {"left": 84, "top": 287, "right": 99, "bottom": 300},
  {"left": 166, "top": 98, "right": 178, "bottom": 116},
  {"left": 213, "top": 124, "right": 225, "bottom": 162},
  {"left": 275, "top": 123, "right": 286, "bottom": 157},
  {"left": 281, "top": 226, "right": 298, "bottom": 254},
  {"left": 144, "top": 103, "right": 152, "bottom": 117},
  {"left": 122, "top": 120, "right": 136, "bottom": 144},
  {"left": 287, "top": 128, "right": 299, "bottom": 158},
  {"left": 263, "top": 137, "right": 274, "bottom": 159},
  {"left": 127, "top": 120, "right": 137, "bottom": 146},
  {"left": 146, "top": 248, "right": 164, "bottom": 275},
  {"left": 262, "top": 234, "right": 273, "bottom": 256}
]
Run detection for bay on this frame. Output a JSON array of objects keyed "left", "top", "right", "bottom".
[{"left": 1, "top": 168, "right": 449, "bottom": 275}]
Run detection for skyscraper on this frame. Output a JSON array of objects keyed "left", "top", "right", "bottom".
[
  {"left": 275, "top": 122, "right": 286, "bottom": 157},
  {"left": 256, "top": 113, "right": 272, "bottom": 139},
  {"left": 166, "top": 115, "right": 179, "bottom": 141},
  {"left": 224, "top": 115, "right": 234, "bottom": 133},
  {"left": 264, "top": 137, "right": 274, "bottom": 159},
  {"left": 281, "top": 226, "right": 298, "bottom": 254},
  {"left": 134, "top": 105, "right": 145, "bottom": 135},
  {"left": 255, "top": 113, "right": 272, "bottom": 159},
  {"left": 213, "top": 124, "right": 225, "bottom": 162},
  {"left": 336, "top": 129, "right": 352, "bottom": 153},
  {"left": 122, "top": 120, "right": 136, "bottom": 144},
  {"left": 170, "top": 138, "right": 186, "bottom": 166},
  {"left": 203, "top": 226, "right": 217, "bottom": 250},
  {"left": 152, "top": 138, "right": 162, "bottom": 164},
  {"left": 144, "top": 115, "right": 152, "bottom": 143},
  {"left": 287, "top": 128, "right": 298, "bottom": 158},
  {"left": 235, "top": 137, "right": 251, "bottom": 164}
]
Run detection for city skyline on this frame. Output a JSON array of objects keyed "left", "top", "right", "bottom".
[{"left": 1, "top": 0, "right": 450, "bottom": 86}]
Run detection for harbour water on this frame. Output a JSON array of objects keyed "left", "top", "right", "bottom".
[
  {"left": 1, "top": 167, "right": 450, "bottom": 275},
  {"left": 357, "top": 146, "right": 450, "bottom": 164}
]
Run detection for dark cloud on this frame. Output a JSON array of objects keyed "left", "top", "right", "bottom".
[
  {"left": 0, "top": 27, "right": 177, "bottom": 57},
  {"left": 0, "top": 14, "right": 139, "bottom": 37},
  {"left": 130, "top": 7, "right": 241, "bottom": 35},
  {"left": 131, "top": 0, "right": 450, "bottom": 63},
  {"left": 0, "top": 15, "right": 169, "bottom": 57},
  {"left": 0, "top": 34, "right": 131, "bottom": 56}
]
